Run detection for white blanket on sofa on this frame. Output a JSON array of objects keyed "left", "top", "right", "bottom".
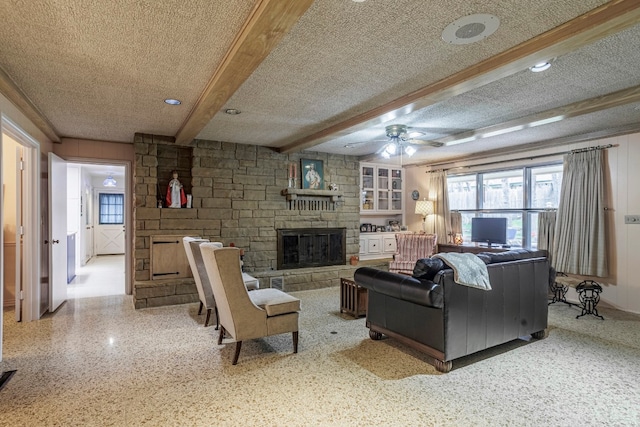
[{"left": 433, "top": 252, "right": 492, "bottom": 291}]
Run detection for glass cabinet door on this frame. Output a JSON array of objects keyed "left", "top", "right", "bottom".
[
  {"left": 361, "top": 166, "right": 375, "bottom": 210},
  {"left": 362, "top": 166, "right": 374, "bottom": 190},
  {"left": 377, "top": 167, "right": 390, "bottom": 211},
  {"left": 361, "top": 189, "right": 374, "bottom": 211},
  {"left": 391, "top": 168, "right": 402, "bottom": 211}
]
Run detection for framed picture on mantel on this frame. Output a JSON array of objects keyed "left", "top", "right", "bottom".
[{"left": 301, "top": 159, "right": 323, "bottom": 189}]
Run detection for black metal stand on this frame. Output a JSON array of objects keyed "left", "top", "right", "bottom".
[
  {"left": 548, "top": 273, "right": 578, "bottom": 307},
  {"left": 576, "top": 280, "right": 604, "bottom": 320}
]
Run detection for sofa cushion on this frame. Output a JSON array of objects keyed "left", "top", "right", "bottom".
[
  {"left": 475, "top": 253, "right": 492, "bottom": 265},
  {"left": 249, "top": 288, "right": 300, "bottom": 316},
  {"left": 413, "top": 257, "right": 445, "bottom": 280},
  {"left": 478, "top": 249, "right": 547, "bottom": 264}
]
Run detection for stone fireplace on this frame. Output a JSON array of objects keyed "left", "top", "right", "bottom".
[
  {"left": 277, "top": 228, "right": 346, "bottom": 270},
  {"left": 133, "top": 135, "right": 364, "bottom": 307}
]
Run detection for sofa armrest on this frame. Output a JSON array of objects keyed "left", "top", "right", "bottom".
[{"left": 354, "top": 267, "right": 443, "bottom": 309}]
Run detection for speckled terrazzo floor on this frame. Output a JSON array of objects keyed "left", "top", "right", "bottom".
[{"left": 1, "top": 288, "right": 639, "bottom": 426}]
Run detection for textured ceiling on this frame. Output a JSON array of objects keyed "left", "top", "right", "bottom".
[{"left": 1, "top": 0, "right": 639, "bottom": 166}]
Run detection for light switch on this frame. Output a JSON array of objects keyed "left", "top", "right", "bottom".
[{"left": 625, "top": 215, "right": 640, "bottom": 224}]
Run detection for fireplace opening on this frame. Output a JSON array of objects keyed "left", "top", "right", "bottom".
[{"left": 277, "top": 228, "right": 346, "bottom": 270}]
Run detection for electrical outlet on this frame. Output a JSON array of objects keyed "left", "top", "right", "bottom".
[{"left": 625, "top": 215, "right": 640, "bottom": 224}]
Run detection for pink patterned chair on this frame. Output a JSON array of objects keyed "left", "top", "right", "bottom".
[{"left": 389, "top": 233, "right": 437, "bottom": 275}]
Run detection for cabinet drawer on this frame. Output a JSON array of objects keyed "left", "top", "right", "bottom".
[
  {"left": 383, "top": 236, "right": 397, "bottom": 253},
  {"left": 367, "top": 237, "right": 382, "bottom": 254}
]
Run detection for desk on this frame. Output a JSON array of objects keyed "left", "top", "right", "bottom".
[{"left": 437, "top": 244, "right": 508, "bottom": 254}]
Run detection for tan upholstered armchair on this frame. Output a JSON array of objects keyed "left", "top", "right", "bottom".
[
  {"left": 200, "top": 244, "right": 300, "bottom": 365},
  {"left": 183, "top": 237, "right": 221, "bottom": 328},
  {"left": 389, "top": 233, "right": 437, "bottom": 275},
  {"left": 183, "top": 237, "right": 260, "bottom": 328}
]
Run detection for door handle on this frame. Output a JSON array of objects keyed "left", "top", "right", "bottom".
[
  {"left": 44, "top": 239, "right": 49, "bottom": 244},
  {"left": 52, "top": 239, "right": 60, "bottom": 244}
]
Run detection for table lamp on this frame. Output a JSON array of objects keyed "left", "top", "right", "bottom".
[{"left": 415, "top": 200, "right": 434, "bottom": 232}]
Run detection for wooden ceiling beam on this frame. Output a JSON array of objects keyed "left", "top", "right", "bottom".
[
  {"left": 174, "top": 0, "right": 315, "bottom": 145},
  {"left": 0, "top": 66, "right": 60, "bottom": 143},
  {"left": 278, "top": 0, "right": 640, "bottom": 154}
]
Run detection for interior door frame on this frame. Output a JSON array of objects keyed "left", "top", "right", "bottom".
[
  {"left": 64, "top": 158, "right": 132, "bottom": 295},
  {"left": 1, "top": 116, "right": 41, "bottom": 323},
  {"left": 14, "top": 144, "right": 23, "bottom": 321}
]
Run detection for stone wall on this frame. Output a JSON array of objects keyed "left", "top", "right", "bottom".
[{"left": 133, "top": 134, "right": 363, "bottom": 308}]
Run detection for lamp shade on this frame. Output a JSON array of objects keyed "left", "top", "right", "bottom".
[{"left": 415, "top": 200, "right": 434, "bottom": 216}]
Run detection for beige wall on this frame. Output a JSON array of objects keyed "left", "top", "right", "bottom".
[
  {"left": 2, "top": 135, "right": 19, "bottom": 307},
  {"left": 405, "top": 132, "right": 640, "bottom": 314},
  {"left": 54, "top": 138, "right": 135, "bottom": 162}
]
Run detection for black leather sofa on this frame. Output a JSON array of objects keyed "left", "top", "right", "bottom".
[{"left": 354, "top": 249, "right": 550, "bottom": 372}]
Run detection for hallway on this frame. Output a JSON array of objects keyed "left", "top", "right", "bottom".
[{"left": 67, "top": 255, "right": 125, "bottom": 299}]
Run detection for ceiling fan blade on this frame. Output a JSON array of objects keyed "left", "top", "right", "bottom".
[
  {"left": 344, "top": 138, "right": 387, "bottom": 149},
  {"left": 408, "top": 138, "right": 444, "bottom": 148}
]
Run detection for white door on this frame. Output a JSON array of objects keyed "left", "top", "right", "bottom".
[
  {"left": 94, "top": 191, "right": 125, "bottom": 255},
  {"left": 14, "top": 146, "right": 22, "bottom": 321},
  {"left": 49, "top": 153, "right": 67, "bottom": 312}
]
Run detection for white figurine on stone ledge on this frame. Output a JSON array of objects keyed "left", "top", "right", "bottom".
[{"left": 166, "top": 170, "right": 187, "bottom": 208}]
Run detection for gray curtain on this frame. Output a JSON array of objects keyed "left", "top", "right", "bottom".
[
  {"left": 425, "top": 171, "right": 451, "bottom": 243},
  {"left": 537, "top": 211, "right": 556, "bottom": 264},
  {"left": 552, "top": 149, "right": 608, "bottom": 276}
]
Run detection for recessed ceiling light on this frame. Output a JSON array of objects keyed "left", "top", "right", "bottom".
[
  {"left": 352, "top": 0, "right": 366, "bottom": 2},
  {"left": 224, "top": 108, "right": 241, "bottom": 115},
  {"left": 530, "top": 62, "right": 551, "bottom": 72},
  {"left": 442, "top": 14, "right": 500, "bottom": 45},
  {"left": 164, "top": 98, "right": 181, "bottom": 105}
]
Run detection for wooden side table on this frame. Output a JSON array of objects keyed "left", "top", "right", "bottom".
[{"left": 340, "top": 278, "right": 368, "bottom": 318}]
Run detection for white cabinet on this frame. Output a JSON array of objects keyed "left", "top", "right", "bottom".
[
  {"left": 383, "top": 235, "right": 397, "bottom": 254},
  {"left": 360, "top": 232, "right": 398, "bottom": 260},
  {"left": 360, "top": 163, "right": 403, "bottom": 213}
]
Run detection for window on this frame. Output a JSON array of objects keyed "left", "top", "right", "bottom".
[
  {"left": 447, "top": 164, "right": 562, "bottom": 249},
  {"left": 99, "top": 193, "right": 124, "bottom": 225}
]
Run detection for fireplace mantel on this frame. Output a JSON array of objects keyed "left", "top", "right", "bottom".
[
  {"left": 281, "top": 188, "right": 344, "bottom": 210},
  {"left": 281, "top": 188, "right": 343, "bottom": 201}
]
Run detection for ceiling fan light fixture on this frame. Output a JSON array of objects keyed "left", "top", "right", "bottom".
[
  {"left": 404, "top": 145, "right": 417, "bottom": 157},
  {"left": 103, "top": 174, "right": 117, "bottom": 187},
  {"left": 380, "top": 150, "right": 391, "bottom": 159},
  {"left": 385, "top": 142, "right": 398, "bottom": 155}
]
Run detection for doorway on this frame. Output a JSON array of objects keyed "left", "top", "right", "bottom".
[
  {"left": 1, "top": 118, "right": 40, "bottom": 362},
  {"left": 66, "top": 163, "right": 127, "bottom": 299}
]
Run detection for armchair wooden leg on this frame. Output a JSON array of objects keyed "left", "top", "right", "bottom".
[
  {"left": 293, "top": 331, "right": 299, "bottom": 354},
  {"left": 232, "top": 341, "right": 242, "bottom": 365},
  {"left": 204, "top": 309, "right": 212, "bottom": 327},
  {"left": 198, "top": 301, "right": 203, "bottom": 315},
  {"left": 218, "top": 326, "right": 225, "bottom": 345},
  {"left": 214, "top": 306, "right": 219, "bottom": 330}
]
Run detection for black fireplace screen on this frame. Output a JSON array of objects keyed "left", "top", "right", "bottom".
[{"left": 277, "top": 228, "right": 346, "bottom": 270}]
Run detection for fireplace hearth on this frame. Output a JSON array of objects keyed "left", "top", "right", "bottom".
[{"left": 277, "top": 228, "right": 346, "bottom": 270}]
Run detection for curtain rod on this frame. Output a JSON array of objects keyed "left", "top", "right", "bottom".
[{"left": 426, "top": 143, "right": 616, "bottom": 172}]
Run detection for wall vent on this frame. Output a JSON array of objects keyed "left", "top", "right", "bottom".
[{"left": 270, "top": 276, "right": 284, "bottom": 290}]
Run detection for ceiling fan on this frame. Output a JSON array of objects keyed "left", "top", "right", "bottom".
[{"left": 345, "top": 124, "right": 444, "bottom": 159}]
